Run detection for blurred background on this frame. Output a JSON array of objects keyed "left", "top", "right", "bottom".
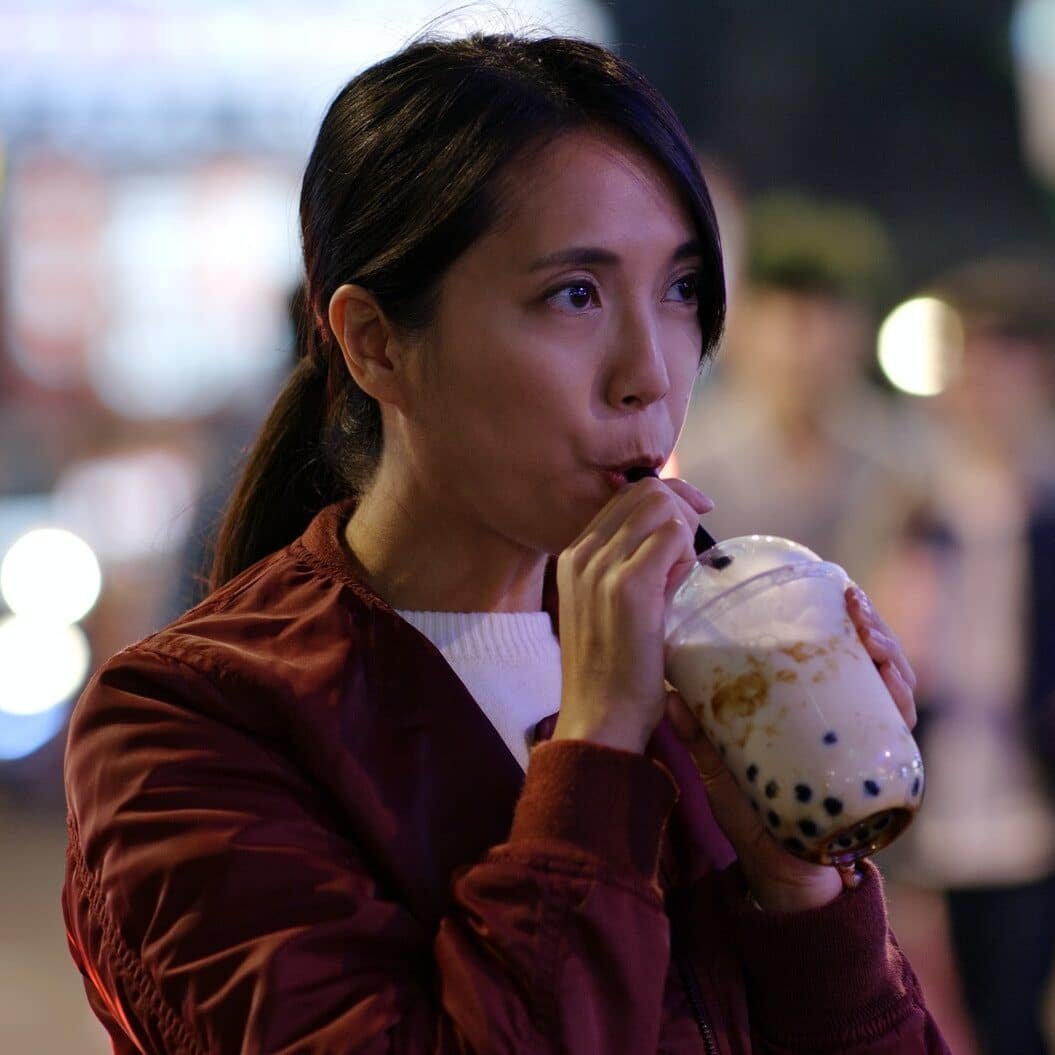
[{"left": 3, "top": 1, "right": 1055, "bottom": 1051}]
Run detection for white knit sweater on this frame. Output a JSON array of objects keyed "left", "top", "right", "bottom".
[{"left": 396, "top": 609, "right": 562, "bottom": 771}]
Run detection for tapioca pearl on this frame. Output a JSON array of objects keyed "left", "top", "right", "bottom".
[
  {"left": 764, "top": 780, "right": 779, "bottom": 799},
  {"left": 863, "top": 779, "right": 881, "bottom": 797},
  {"left": 798, "top": 819, "right": 819, "bottom": 837},
  {"left": 746, "top": 763, "right": 758, "bottom": 783},
  {"left": 794, "top": 784, "right": 812, "bottom": 803},
  {"left": 783, "top": 837, "right": 806, "bottom": 855},
  {"left": 911, "top": 777, "right": 921, "bottom": 797},
  {"left": 750, "top": 799, "right": 760, "bottom": 813},
  {"left": 719, "top": 743, "right": 727, "bottom": 758},
  {"left": 767, "top": 810, "right": 781, "bottom": 829},
  {"left": 837, "top": 834, "right": 854, "bottom": 849},
  {"left": 874, "top": 814, "right": 891, "bottom": 831},
  {"left": 823, "top": 797, "right": 843, "bottom": 817},
  {"left": 854, "top": 825, "right": 869, "bottom": 841},
  {"left": 823, "top": 731, "right": 838, "bottom": 745}
]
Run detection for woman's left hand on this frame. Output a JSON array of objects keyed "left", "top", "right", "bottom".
[
  {"left": 665, "top": 585, "right": 918, "bottom": 913},
  {"left": 845, "top": 584, "right": 918, "bottom": 730}
]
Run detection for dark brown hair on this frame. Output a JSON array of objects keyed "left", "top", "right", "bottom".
[{"left": 209, "top": 32, "right": 725, "bottom": 590}]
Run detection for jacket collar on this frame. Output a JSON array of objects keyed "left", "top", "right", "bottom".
[
  {"left": 298, "top": 500, "right": 528, "bottom": 919},
  {"left": 298, "top": 500, "right": 732, "bottom": 916}
]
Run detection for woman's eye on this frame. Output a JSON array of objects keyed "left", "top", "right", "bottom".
[
  {"left": 668, "top": 272, "right": 700, "bottom": 303},
  {"left": 547, "top": 282, "right": 599, "bottom": 313}
]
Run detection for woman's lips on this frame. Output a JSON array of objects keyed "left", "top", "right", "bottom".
[{"left": 599, "top": 463, "right": 665, "bottom": 489}]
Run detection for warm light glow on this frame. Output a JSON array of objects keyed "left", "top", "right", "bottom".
[
  {"left": 877, "top": 297, "right": 964, "bottom": 397},
  {"left": 0, "top": 528, "right": 102, "bottom": 624},
  {"left": 0, "top": 616, "right": 90, "bottom": 716}
]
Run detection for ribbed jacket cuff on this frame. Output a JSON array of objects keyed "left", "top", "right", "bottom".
[
  {"left": 508, "top": 739, "right": 679, "bottom": 887},
  {"left": 720, "top": 860, "right": 913, "bottom": 1043}
]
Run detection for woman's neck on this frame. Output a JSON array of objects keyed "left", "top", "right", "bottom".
[{"left": 342, "top": 464, "right": 548, "bottom": 614}]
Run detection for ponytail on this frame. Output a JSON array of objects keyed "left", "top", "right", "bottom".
[
  {"left": 209, "top": 290, "right": 387, "bottom": 591},
  {"left": 207, "top": 358, "right": 331, "bottom": 591}
]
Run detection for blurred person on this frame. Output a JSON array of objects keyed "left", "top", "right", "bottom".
[
  {"left": 676, "top": 193, "right": 926, "bottom": 588},
  {"left": 871, "top": 255, "right": 1055, "bottom": 1055},
  {"left": 60, "top": 34, "right": 948, "bottom": 1055}
]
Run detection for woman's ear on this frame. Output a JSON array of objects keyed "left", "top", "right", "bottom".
[{"left": 327, "top": 284, "right": 408, "bottom": 408}]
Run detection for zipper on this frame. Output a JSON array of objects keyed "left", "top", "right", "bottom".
[
  {"left": 674, "top": 949, "right": 720, "bottom": 1055},
  {"left": 662, "top": 860, "right": 720, "bottom": 1055}
]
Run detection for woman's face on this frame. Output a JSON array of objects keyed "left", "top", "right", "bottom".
[{"left": 395, "top": 131, "right": 708, "bottom": 554}]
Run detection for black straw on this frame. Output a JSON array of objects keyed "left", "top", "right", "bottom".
[{"left": 623, "top": 466, "right": 726, "bottom": 561}]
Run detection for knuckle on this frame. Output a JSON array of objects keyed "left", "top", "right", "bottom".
[
  {"left": 637, "top": 485, "right": 676, "bottom": 512},
  {"left": 661, "top": 515, "right": 688, "bottom": 536},
  {"left": 598, "top": 566, "right": 629, "bottom": 601},
  {"left": 565, "top": 540, "right": 599, "bottom": 573},
  {"left": 557, "top": 548, "right": 589, "bottom": 582}
]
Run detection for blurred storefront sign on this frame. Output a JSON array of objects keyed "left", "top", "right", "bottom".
[
  {"left": 0, "top": 1, "right": 613, "bottom": 159},
  {"left": 0, "top": 0, "right": 612, "bottom": 421},
  {"left": 5, "top": 150, "right": 300, "bottom": 416}
]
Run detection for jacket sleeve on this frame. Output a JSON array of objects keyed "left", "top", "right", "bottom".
[
  {"left": 62, "top": 647, "right": 680, "bottom": 1055},
  {"left": 702, "top": 861, "right": 951, "bottom": 1054}
]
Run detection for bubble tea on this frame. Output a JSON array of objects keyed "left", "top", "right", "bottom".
[{"left": 664, "top": 536, "right": 924, "bottom": 865}]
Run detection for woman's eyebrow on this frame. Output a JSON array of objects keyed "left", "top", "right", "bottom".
[{"left": 526, "top": 239, "right": 702, "bottom": 271}]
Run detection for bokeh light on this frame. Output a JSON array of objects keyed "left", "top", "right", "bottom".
[
  {"left": 0, "top": 701, "right": 70, "bottom": 761},
  {"left": 877, "top": 296, "right": 964, "bottom": 397},
  {"left": 52, "top": 448, "right": 199, "bottom": 563},
  {"left": 0, "top": 527, "right": 102, "bottom": 624},
  {"left": 0, "top": 616, "right": 90, "bottom": 718}
]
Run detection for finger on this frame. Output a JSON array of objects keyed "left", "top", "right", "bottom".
[
  {"left": 847, "top": 585, "right": 897, "bottom": 643},
  {"left": 616, "top": 476, "right": 705, "bottom": 548},
  {"left": 576, "top": 484, "right": 700, "bottom": 584},
  {"left": 846, "top": 588, "right": 917, "bottom": 692},
  {"left": 862, "top": 628, "right": 918, "bottom": 694},
  {"left": 658, "top": 477, "right": 715, "bottom": 515},
  {"left": 602, "top": 492, "right": 696, "bottom": 567},
  {"left": 880, "top": 660, "right": 918, "bottom": 730},
  {"left": 618, "top": 516, "right": 697, "bottom": 600},
  {"left": 858, "top": 624, "right": 900, "bottom": 666},
  {"left": 668, "top": 698, "right": 775, "bottom": 849},
  {"left": 665, "top": 689, "right": 704, "bottom": 743},
  {"left": 569, "top": 476, "right": 692, "bottom": 556}
]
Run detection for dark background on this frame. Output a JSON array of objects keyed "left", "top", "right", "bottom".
[{"left": 612, "top": 0, "right": 1049, "bottom": 289}]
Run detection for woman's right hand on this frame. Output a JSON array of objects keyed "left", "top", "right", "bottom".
[{"left": 553, "top": 476, "right": 714, "bottom": 754}]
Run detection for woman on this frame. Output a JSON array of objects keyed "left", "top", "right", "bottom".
[{"left": 62, "top": 34, "right": 948, "bottom": 1053}]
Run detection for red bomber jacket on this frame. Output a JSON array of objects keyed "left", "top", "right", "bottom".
[{"left": 62, "top": 499, "right": 950, "bottom": 1054}]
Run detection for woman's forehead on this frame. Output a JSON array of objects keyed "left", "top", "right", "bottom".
[{"left": 484, "top": 132, "right": 698, "bottom": 267}]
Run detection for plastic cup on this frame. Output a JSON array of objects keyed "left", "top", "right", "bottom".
[{"left": 664, "top": 535, "right": 924, "bottom": 865}]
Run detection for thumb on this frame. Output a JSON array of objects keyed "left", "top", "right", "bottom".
[
  {"left": 666, "top": 691, "right": 768, "bottom": 844},
  {"left": 666, "top": 692, "right": 725, "bottom": 784},
  {"left": 665, "top": 690, "right": 706, "bottom": 745},
  {"left": 666, "top": 691, "right": 725, "bottom": 779}
]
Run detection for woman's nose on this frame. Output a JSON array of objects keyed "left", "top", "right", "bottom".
[{"left": 605, "top": 313, "right": 671, "bottom": 409}]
